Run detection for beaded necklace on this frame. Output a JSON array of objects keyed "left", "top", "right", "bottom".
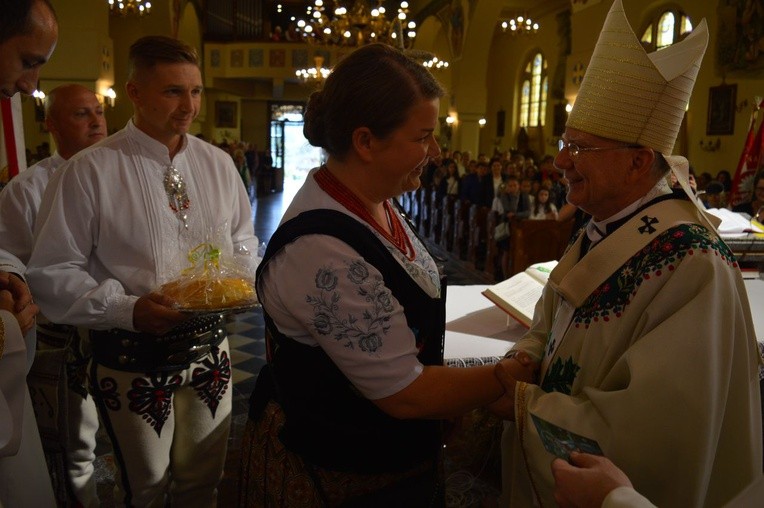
[{"left": 314, "top": 166, "right": 416, "bottom": 261}]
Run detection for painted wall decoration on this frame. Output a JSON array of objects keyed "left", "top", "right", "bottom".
[
  {"left": 269, "top": 49, "right": 286, "bottom": 68},
  {"left": 706, "top": 84, "right": 737, "bottom": 135},
  {"left": 216, "top": 101, "right": 238, "bottom": 128},
  {"left": 249, "top": 49, "right": 263, "bottom": 68},
  {"left": 572, "top": 0, "right": 603, "bottom": 13},
  {"left": 292, "top": 49, "right": 308, "bottom": 68},
  {"left": 231, "top": 50, "right": 244, "bottom": 68},
  {"left": 718, "top": 0, "right": 764, "bottom": 73}
]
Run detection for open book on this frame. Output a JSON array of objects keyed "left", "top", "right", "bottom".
[
  {"left": 482, "top": 260, "right": 558, "bottom": 328},
  {"left": 705, "top": 208, "right": 764, "bottom": 237}
]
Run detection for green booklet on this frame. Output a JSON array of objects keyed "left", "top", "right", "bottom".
[{"left": 531, "top": 413, "right": 603, "bottom": 462}]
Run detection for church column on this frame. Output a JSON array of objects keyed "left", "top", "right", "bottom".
[{"left": 452, "top": 111, "right": 484, "bottom": 158}]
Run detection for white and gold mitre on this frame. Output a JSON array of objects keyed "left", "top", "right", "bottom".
[{"left": 567, "top": 0, "right": 708, "bottom": 155}]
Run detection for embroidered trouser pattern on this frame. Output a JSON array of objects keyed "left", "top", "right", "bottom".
[
  {"left": 34, "top": 327, "right": 100, "bottom": 508},
  {"left": 66, "top": 333, "right": 99, "bottom": 508},
  {"left": 90, "top": 339, "right": 232, "bottom": 508}
]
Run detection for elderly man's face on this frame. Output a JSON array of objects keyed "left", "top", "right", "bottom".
[
  {"left": 554, "top": 128, "right": 643, "bottom": 221},
  {"left": 0, "top": 1, "right": 58, "bottom": 98}
]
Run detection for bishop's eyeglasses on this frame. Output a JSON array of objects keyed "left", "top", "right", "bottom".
[{"left": 558, "top": 139, "right": 642, "bottom": 157}]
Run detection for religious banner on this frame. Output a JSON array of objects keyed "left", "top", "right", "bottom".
[
  {"left": 730, "top": 97, "right": 764, "bottom": 208},
  {"left": 0, "top": 95, "right": 26, "bottom": 188}
]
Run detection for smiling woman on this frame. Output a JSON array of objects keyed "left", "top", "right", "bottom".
[{"left": 240, "top": 43, "right": 524, "bottom": 507}]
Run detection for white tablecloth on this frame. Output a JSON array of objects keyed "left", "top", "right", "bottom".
[
  {"left": 744, "top": 278, "right": 764, "bottom": 342},
  {"left": 444, "top": 285, "right": 525, "bottom": 359},
  {"left": 445, "top": 278, "right": 764, "bottom": 360}
]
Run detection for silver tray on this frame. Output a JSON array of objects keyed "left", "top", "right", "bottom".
[{"left": 176, "top": 302, "right": 261, "bottom": 316}]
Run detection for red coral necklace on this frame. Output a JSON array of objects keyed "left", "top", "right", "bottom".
[{"left": 314, "top": 166, "right": 416, "bottom": 261}]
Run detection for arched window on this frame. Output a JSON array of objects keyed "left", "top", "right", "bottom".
[
  {"left": 640, "top": 8, "right": 694, "bottom": 51},
  {"left": 518, "top": 52, "right": 547, "bottom": 128}
]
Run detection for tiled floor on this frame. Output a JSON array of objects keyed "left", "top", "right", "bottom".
[{"left": 94, "top": 179, "right": 493, "bottom": 505}]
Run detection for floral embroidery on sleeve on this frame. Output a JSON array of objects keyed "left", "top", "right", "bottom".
[{"left": 306, "top": 260, "right": 394, "bottom": 353}]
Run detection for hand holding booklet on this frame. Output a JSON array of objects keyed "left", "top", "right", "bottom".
[{"left": 482, "top": 260, "right": 558, "bottom": 328}]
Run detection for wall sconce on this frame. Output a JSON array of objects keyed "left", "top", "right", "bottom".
[
  {"left": 478, "top": 118, "right": 486, "bottom": 128},
  {"left": 32, "top": 89, "right": 46, "bottom": 107},
  {"left": 565, "top": 103, "right": 573, "bottom": 114},
  {"left": 441, "top": 116, "right": 455, "bottom": 144},
  {"left": 104, "top": 87, "right": 116, "bottom": 108},
  {"left": 699, "top": 138, "right": 721, "bottom": 152},
  {"left": 32, "top": 89, "right": 46, "bottom": 123}
]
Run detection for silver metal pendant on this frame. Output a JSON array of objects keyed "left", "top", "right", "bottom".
[{"left": 163, "top": 165, "right": 190, "bottom": 229}]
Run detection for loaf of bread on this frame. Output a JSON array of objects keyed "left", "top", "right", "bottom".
[{"left": 161, "top": 277, "right": 256, "bottom": 309}]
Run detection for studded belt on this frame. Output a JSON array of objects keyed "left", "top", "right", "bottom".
[{"left": 90, "top": 314, "right": 226, "bottom": 372}]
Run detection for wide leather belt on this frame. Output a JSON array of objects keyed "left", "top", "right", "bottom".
[
  {"left": 90, "top": 314, "right": 226, "bottom": 372},
  {"left": 37, "top": 321, "right": 77, "bottom": 349}
]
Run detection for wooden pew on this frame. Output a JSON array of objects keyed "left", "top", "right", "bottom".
[
  {"left": 467, "top": 205, "right": 489, "bottom": 270},
  {"left": 411, "top": 188, "right": 421, "bottom": 231},
  {"left": 484, "top": 210, "right": 499, "bottom": 280},
  {"left": 453, "top": 199, "right": 471, "bottom": 260},
  {"left": 418, "top": 186, "right": 431, "bottom": 238},
  {"left": 507, "top": 219, "right": 575, "bottom": 276},
  {"left": 429, "top": 191, "right": 443, "bottom": 244},
  {"left": 440, "top": 195, "right": 456, "bottom": 251}
]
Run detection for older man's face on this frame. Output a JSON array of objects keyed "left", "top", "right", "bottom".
[
  {"left": 0, "top": 1, "right": 58, "bottom": 98},
  {"left": 554, "top": 128, "right": 642, "bottom": 221}
]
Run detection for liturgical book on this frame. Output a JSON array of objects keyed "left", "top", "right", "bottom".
[{"left": 482, "top": 260, "right": 558, "bottom": 328}]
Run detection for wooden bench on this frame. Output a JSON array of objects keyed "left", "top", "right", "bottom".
[{"left": 507, "top": 219, "right": 574, "bottom": 276}]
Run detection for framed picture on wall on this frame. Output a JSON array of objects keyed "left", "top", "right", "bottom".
[
  {"left": 706, "top": 84, "right": 736, "bottom": 136},
  {"left": 215, "top": 101, "right": 237, "bottom": 128}
]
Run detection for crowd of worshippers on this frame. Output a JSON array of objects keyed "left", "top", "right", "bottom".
[
  {"left": 420, "top": 150, "right": 567, "bottom": 214},
  {"left": 687, "top": 168, "right": 764, "bottom": 216},
  {"left": 421, "top": 149, "right": 764, "bottom": 220}
]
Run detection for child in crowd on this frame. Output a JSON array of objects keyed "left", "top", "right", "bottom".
[{"left": 529, "top": 188, "right": 558, "bottom": 220}]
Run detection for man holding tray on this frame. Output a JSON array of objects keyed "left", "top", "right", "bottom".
[{"left": 27, "top": 36, "right": 259, "bottom": 506}]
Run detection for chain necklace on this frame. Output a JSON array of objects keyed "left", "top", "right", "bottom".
[
  {"left": 314, "top": 166, "right": 416, "bottom": 261},
  {"left": 163, "top": 164, "right": 190, "bottom": 229}
]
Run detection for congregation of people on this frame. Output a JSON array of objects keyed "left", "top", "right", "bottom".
[
  {"left": 1, "top": 1, "right": 763, "bottom": 507},
  {"left": 411, "top": 147, "right": 764, "bottom": 281}
]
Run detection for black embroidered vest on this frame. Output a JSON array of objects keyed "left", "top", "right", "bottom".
[{"left": 251, "top": 209, "right": 445, "bottom": 473}]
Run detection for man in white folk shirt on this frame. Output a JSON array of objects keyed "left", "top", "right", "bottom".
[
  {"left": 27, "top": 36, "right": 260, "bottom": 506},
  {"left": 492, "top": 1, "right": 762, "bottom": 506},
  {"left": 0, "top": 0, "right": 58, "bottom": 506},
  {"left": 0, "top": 84, "right": 107, "bottom": 507}
]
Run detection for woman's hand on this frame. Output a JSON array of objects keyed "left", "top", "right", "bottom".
[
  {"left": 505, "top": 350, "right": 539, "bottom": 383},
  {"left": 486, "top": 353, "right": 539, "bottom": 420}
]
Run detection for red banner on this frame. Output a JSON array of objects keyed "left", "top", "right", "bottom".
[
  {"left": 0, "top": 96, "right": 26, "bottom": 184},
  {"left": 729, "top": 99, "right": 764, "bottom": 208}
]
